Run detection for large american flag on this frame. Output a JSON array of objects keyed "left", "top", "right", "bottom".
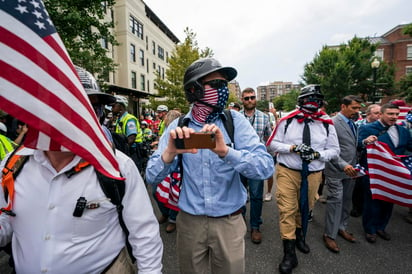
[
  {"left": 0, "top": 0, "right": 121, "bottom": 179},
  {"left": 367, "top": 141, "right": 412, "bottom": 206}
]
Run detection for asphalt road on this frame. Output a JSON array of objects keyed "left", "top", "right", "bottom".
[{"left": 1, "top": 182, "right": 412, "bottom": 273}]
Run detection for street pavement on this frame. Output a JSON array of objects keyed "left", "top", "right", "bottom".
[{"left": 1, "top": 182, "right": 412, "bottom": 273}]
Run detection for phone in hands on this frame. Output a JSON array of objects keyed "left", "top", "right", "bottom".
[{"left": 175, "top": 132, "right": 216, "bottom": 149}]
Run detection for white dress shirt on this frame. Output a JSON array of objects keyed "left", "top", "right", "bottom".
[
  {"left": 269, "top": 117, "right": 340, "bottom": 171},
  {"left": 0, "top": 148, "right": 163, "bottom": 274}
]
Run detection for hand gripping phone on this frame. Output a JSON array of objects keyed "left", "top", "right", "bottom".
[{"left": 175, "top": 132, "right": 216, "bottom": 149}]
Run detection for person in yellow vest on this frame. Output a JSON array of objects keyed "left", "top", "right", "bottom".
[
  {"left": 156, "top": 105, "right": 169, "bottom": 138},
  {"left": 0, "top": 122, "right": 16, "bottom": 160},
  {"left": 112, "top": 95, "right": 146, "bottom": 171}
]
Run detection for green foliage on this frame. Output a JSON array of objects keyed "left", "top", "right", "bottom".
[
  {"left": 227, "top": 92, "right": 240, "bottom": 107},
  {"left": 403, "top": 23, "right": 412, "bottom": 37},
  {"left": 44, "top": 0, "right": 118, "bottom": 86},
  {"left": 397, "top": 73, "right": 412, "bottom": 103},
  {"left": 256, "top": 100, "right": 269, "bottom": 111},
  {"left": 302, "top": 37, "right": 395, "bottom": 112},
  {"left": 151, "top": 28, "right": 213, "bottom": 113},
  {"left": 273, "top": 89, "right": 300, "bottom": 111}
]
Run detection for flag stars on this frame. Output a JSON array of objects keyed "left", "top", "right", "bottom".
[
  {"left": 34, "top": 20, "right": 45, "bottom": 30},
  {"left": 32, "top": 9, "right": 43, "bottom": 19},
  {"left": 15, "top": 4, "right": 28, "bottom": 14},
  {"left": 29, "top": 0, "right": 40, "bottom": 9}
]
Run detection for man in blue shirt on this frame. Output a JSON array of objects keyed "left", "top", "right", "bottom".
[{"left": 146, "top": 58, "right": 274, "bottom": 274}]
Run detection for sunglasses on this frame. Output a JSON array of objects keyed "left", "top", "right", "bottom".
[
  {"left": 202, "top": 79, "right": 228, "bottom": 89},
  {"left": 242, "top": 96, "right": 256, "bottom": 101}
]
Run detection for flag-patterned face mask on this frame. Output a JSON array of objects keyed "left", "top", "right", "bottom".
[{"left": 192, "top": 85, "right": 229, "bottom": 124}]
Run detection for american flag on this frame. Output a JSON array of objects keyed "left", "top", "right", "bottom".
[
  {"left": 0, "top": 0, "right": 121, "bottom": 179},
  {"left": 155, "top": 169, "right": 181, "bottom": 212},
  {"left": 367, "top": 141, "right": 412, "bottom": 206}
]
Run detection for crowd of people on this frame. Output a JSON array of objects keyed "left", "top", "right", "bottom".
[{"left": 1, "top": 58, "right": 412, "bottom": 274}]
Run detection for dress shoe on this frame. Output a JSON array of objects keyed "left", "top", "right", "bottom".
[
  {"left": 376, "top": 230, "right": 391, "bottom": 241},
  {"left": 251, "top": 229, "right": 262, "bottom": 244},
  {"left": 365, "top": 233, "right": 377, "bottom": 243},
  {"left": 157, "top": 215, "right": 168, "bottom": 224},
  {"left": 338, "top": 230, "right": 356, "bottom": 243},
  {"left": 323, "top": 235, "right": 340, "bottom": 253},
  {"left": 165, "top": 223, "right": 176, "bottom": 233}
]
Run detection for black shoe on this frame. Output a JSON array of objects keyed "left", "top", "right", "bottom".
[
  {"left": 376, "top": 230, "right": 391, "bottom": 241},
  {"left": 279, "top": 240, "right": 298, "bottom": 274}
]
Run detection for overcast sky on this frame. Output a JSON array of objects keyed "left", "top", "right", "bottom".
[{"left": 144, "top": 0, "right": 411, "bottom": 89}]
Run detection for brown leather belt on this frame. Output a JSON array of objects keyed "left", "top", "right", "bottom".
[{"left": 207, "top": 208, "right": 243, "bottom": 219}]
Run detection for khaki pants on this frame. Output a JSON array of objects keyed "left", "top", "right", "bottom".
[
  {"left": 104, "top": 247, "right": 136, "bottom": 274},
  {"left": 176, "top": 210, "right": 247, "bottom": 274},
  {"left": 275, "top": 164, "right": 322, "bottom": 239}
]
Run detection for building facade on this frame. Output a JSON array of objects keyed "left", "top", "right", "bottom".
[
  {"left": 256, "top": 81, "right": 300, "bottom": 101},
  {"left": 374, "top": 24, "right": 412, "bottom": 81}
]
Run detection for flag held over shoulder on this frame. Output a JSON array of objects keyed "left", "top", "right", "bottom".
[
  {"left": 367, "top": 141, "right": 412, "bottom": 207},
  {"left": 0, "top": 0, "right": 121, "bottom": 179}
]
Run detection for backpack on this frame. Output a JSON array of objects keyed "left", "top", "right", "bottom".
[
  {"left": 111, "top": 132, "right": 130, "bottom": 156},
  {"left": 0, "top": 146, "right": 135, "bottom": 264},
  {"left": 155, "top": 110, "right": 235, "bottom": 210}
]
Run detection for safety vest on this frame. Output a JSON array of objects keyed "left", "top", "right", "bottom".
[
  {"left": 116, "top": 113, "right": 142, "bottom": 143},
  {"left": 158, "top": 120, "right": 165, "bottom": 137},
  {"left": 0, "top": 134, "right": 15, "bottom": 160}
]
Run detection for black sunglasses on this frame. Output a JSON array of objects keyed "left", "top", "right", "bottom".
[
  {"left": 243, "top": 96, "right": 256, "bottom": 101},
  {"left": 202, "top": 79, "right": 228, "bottom": 89}
]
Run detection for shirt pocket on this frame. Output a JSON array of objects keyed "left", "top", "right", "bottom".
[{"left": 72, "top": 198, "right": 116, "bottom": 243}]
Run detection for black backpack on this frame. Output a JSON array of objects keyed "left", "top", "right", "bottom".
[{"left": 111, "top": 132, "right": 130, "bottom": 156}]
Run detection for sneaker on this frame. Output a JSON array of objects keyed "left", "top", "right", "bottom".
[{"left": 263, "top": 192, "right": 272, "bottom": 202}]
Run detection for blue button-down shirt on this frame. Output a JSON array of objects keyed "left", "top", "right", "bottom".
[{"left": 146, "top": 110, "right": 274, "bottom": 217}]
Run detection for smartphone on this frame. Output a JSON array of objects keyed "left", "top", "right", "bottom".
[{"left": 175, "top": 132, "right": 216, "bottom": 149}]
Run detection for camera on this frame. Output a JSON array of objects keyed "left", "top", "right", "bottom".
[{"left": 175, "top": 132, "right": 216, "bottom": 149}]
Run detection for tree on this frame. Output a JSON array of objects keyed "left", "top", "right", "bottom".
[
  {"left": 44, "top": 0, "right": 117, "bottom": 84},
  {"left": 403, "top": 23, "right": 412, "bottom": 37},
  {"left": 397, "top": 73, "right": 412, "bottom": 103},
  {"left": 302, "top": 37, "right": 395, "bottom": 112},
  {"left": 151, "top": 28, "right": 213, "bottom": 112},
  {"left": 273, "top": 89, "right": 300, "bottom": 111}
]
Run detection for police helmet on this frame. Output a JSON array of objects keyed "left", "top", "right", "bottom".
[
  {"left": 156, "top": 105, "right": 169, "bottom": 112},
  {"left": 183, "top": 58, "right": 237, "bottom": 103},
  {"left": 114, "top": 95, "right": 128, "bottom": 108},
  {"left": 75, "top": 65, "right": 116, "bottom": 105}
]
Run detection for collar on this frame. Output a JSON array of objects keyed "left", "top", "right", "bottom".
[{"left": 338, "top": 112, "right": 351, "bottom": 123}]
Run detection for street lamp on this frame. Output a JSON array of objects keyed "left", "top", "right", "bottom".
[{"left": 371, "top": 57, "right": 381, "bottom": 103}]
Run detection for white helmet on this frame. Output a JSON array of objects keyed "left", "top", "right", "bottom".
[
  {"left": 156, "top": 105, "right": 168, "bottom": 112},
  {"left": 115, "top": 95, "right": 128, "bottom": 108},
  {"left": 0, "top": 122, "right": 7, "bottom": 134}
]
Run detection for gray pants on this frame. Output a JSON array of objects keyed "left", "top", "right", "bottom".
[{"left": 324, "top": 177, "right": 356, "bottom": 239}]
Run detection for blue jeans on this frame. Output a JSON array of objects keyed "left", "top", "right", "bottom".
[
  {"left": 152, "top": 183, "right": 178, "bottom": 222},
  {"left": 361, "top": 176, "right": 393, "bottom": 234},
  {"left": 241, "top": 175, "right": 263, "bottom": 229}
]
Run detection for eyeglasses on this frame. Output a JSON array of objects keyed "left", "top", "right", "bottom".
[
  {"left": 202, "top": 79, "right": 228, "bottom": 89},
  {"left": 242, "top": 96, "right": 256, "bottom": 101}
]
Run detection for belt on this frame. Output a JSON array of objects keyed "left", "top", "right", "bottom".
[
  {"left": 207, "top": 208, "right": 243, "bottom": 219},
  {"left": 278, "top": 163, "right": 322, "bottom": 174}
]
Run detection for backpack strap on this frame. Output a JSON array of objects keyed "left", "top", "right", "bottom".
[
  {"left": 222, "top": 109, "right": 235, "bottom": 146},
  {"left": 1, "top": 146, "right": 28, "bottom": 216}
]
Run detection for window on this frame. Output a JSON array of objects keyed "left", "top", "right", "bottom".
[
  {"left": 130, "top": 44, "right": 136, "bottom": 62},
  {"left": 140, "top": 74, "right": 145, "bottom": 91},
  {"left": 152, "top": 41, "right": 156, "bottom": 55},
  {"left": 407, "top": 45, "right": 412, "bottom": 60},
  {"left": 161, "top": 67, "right": 165, "bottom": 79},
  {"left": 145, "top": 36, "right": 148, "bottom": 50},
  {"left": 139, "top": 49, "right": 144, "bottom": 66},
  {"left": 375, "top": 49, "right": 384, "bottom": 60},
  {"left": 147, "top": 80, "right": 150, "bottom": 92},
  {"left": 131, "top": 71, "right": 136, "bottom": 89},
  {"left": 166, "top": 52, "right": 169, "bottom": 63},
  {"left": 406, "top": 66, "right": 412, "bottom": 74},
  {"left": 153, "top": 62, "right": 156, "bottom": 70},
  {"left": 146, "top": 59, "right": 149, "bottom": 73},
  {"left": 101, "top": 37, "right": 108, "bottom": 49},
  {"left": 158, "top": 46, "right": 164, "bottom": 60},
  {"left": 129, "top": 16, "right": 143, "bottom": 39}
]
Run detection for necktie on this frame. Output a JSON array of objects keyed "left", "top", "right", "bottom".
[
  {"left": 303, "top": 119, "right": 311, "bottom": 146},
  {"left": 348, "top": 120, "right": 356, "bottom": 136}
]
